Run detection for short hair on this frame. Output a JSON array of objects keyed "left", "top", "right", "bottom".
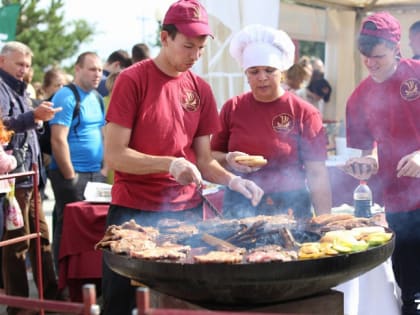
[
  {"left": 106, "top": 49, "right": 132, "bottom": 68},
  {"left": 0, "top": 41, "right": 33, "bottom": 57},
  {"left": 409, "top": 20, "right": 420, "bottom": 34},
  {"left": 131, "top": 43, "right": 150, "bottom": 63},
  {"left": 358, "top": 21, "right": 397, "bottom": 56},
  {"left": 162, "top": 24, "right": 179, "bottom": 40},
  {"left": 75, "top": 51, "right": 99, "bottom": 67}
]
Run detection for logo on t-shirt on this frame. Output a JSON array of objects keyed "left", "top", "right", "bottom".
[
  {"left": 272, "top": 113, "right": 293, "bottom": 133},
  {"left": 180, "top": 90, "right": 200, "bottom": 112},
  {"left": 400, "top": 78, "right": 420, "bottom": 101}
]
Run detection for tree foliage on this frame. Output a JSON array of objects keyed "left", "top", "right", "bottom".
[
  {"left": 298, "top": 40, "right": 325, "bottom": 62},
  {"left": 2, "top": 0, "right": 95, "bottom": 81}
]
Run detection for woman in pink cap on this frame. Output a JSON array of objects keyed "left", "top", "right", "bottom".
[
  {"left": 211, "top": 24, "right": 332, "bottom": 220},
  {"left": 343, "top": 11, "right": 420, "bottom": 315}
]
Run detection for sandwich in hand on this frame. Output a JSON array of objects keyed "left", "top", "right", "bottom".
[{"left": 234, "top": 155, "right": 268, "bottom": 167}]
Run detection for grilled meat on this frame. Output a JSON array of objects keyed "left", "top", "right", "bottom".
[
  {"left": 99, "top": 212, "right": 389, "bottom": 264},
  {"left": 246, "top": 245, "right": 297, "bottom": 263},
  {"left": 310, "top": 213, "right": 354, "bottom": 225},
  {"left": 130, "top": 247, "right": 187, "bottom": 261},
  {"left": 110, "top": 238, "right": 156, "bottom": 254},
  {"left": 193, "top": 249, "right": 244, "bottom": 264}
]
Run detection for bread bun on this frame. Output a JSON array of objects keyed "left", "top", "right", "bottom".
[{"left": 234, "top": 155, "right": 268, "bottom": 167}]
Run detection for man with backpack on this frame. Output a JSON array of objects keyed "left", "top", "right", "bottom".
[{"left": 48, "top": 51, "right": 107, "bottom": 272}]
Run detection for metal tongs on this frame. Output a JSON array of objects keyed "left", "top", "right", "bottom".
[{"left": 196, "top": 183, "right": 224, "bottom": 219}]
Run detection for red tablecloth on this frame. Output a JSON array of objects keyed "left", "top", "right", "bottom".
[
  {"left": 58, "top": 201, "right": 109, "bottom": 301},
  {"left": 57, "top": 200, "right": 218, "bottom": 302}
]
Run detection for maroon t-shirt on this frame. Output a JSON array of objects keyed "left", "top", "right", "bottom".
[
  {"left": 211, "top": 91, "right": 327, "bottom": 193},
  {"left": 346, "top": 58, "right": 420, "bottom": 213},
  {"left": 106, "top": 59, "right": 220, "bottom": 211}
]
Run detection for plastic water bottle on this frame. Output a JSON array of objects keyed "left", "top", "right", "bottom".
[{"left": 353, "top": 180, "right": 372, "bottom": 218}]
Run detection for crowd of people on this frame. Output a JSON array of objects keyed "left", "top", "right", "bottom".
[
  {"left": 0, "top": 0, "right": 418, "bottom": 314},
  {"left": 0, "top": 40, "right": 150, "bottom": 314}
]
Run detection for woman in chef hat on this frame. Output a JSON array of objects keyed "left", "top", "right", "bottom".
[{"left": 211, "top": 24, "right": 332, "bottom": 219}]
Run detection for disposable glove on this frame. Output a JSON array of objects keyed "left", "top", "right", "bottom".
[
  {"left": 228, "top": 176, "right": 264, "bottom": 206},
  {"left": 339, "top": 156, "right": 378, "bottom": 180},
  {"left": 226, "top": 151, "right": 261, "bottom": 173},
  {"left": 169, "top": 157, "right": 202, "bottom": 185}
]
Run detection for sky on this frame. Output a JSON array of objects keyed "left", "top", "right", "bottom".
[{"left": 61, "top": 0, "right": 175, "bottom": 62}]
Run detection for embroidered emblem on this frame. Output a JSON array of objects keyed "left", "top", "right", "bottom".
[
  {"left": 193, "top": 5, "right": 201, "bottom": 21},
  {"left": 180, "top": 90, "right": 200, "bottom": 112},
  {"left": 400, "top": 78, "right": 420, "bottom": 101},
  {"left": 272, "top": 114, "right": 293, "bottom": 133}
]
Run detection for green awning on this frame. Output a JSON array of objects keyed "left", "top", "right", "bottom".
[{"left": 0, "top": 4, "right": 21, "bottom": 43}]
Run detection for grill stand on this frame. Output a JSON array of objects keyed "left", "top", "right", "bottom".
[{"left": 132, "top": 285, "right": 344, "bottom": 315}]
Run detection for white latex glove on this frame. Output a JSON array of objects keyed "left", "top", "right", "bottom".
[
  {"left": 226, "top": 151, "right": 261, "bottom": 173},
  {"left": 228, "top": 176, "right": 264, "bottom": 207},
  {"left": 339, "top": 156, "right": 378, "bottom": 180},
  {"left": 169, "top": 157, "right": 202, "bottom": 185},
  {"left": 397, "top": 150, "right": 420, "bottom": 178}
]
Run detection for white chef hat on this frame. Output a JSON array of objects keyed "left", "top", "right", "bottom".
[{"left": 229, "top": 24, "right": 295, "bottom": 71}]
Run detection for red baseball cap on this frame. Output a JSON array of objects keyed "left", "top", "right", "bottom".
[
  {"left": 163, "top": 0, "right": 213, "bottom": 38},
  {"left": 360, "top": 11, "right": 401, "bottom": 43}
]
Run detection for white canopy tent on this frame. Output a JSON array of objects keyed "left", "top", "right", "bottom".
[{"left": 198, "top": 0, "right": 420, "bottom": 121}]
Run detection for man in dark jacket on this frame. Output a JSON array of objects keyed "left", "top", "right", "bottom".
[{"left": 0, "top": 41, "right": 61, "bottom": 314}]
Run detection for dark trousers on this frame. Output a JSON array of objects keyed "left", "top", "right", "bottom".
[
  {"left": 49, "top": 169, "right": 106, "bottom": 273},
  {"left": 2, "top": 187, "right": 57, "bottom": 315},
  {"left": 387, "top": 208, "right": 420, "bottom": 315},
  {"left": 0, "top": 194, "right": 4, "bottom": 290},
  {"left": 102, "top": 204, "right": 202, "bottom": 315}
]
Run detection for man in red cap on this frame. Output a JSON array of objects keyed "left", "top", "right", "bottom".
[
  {"left": 342, "top": 11, "right": 420, "bottom": 315},
  {"left": 101, "top": 1, "right": 263, "bottom": 314}
]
